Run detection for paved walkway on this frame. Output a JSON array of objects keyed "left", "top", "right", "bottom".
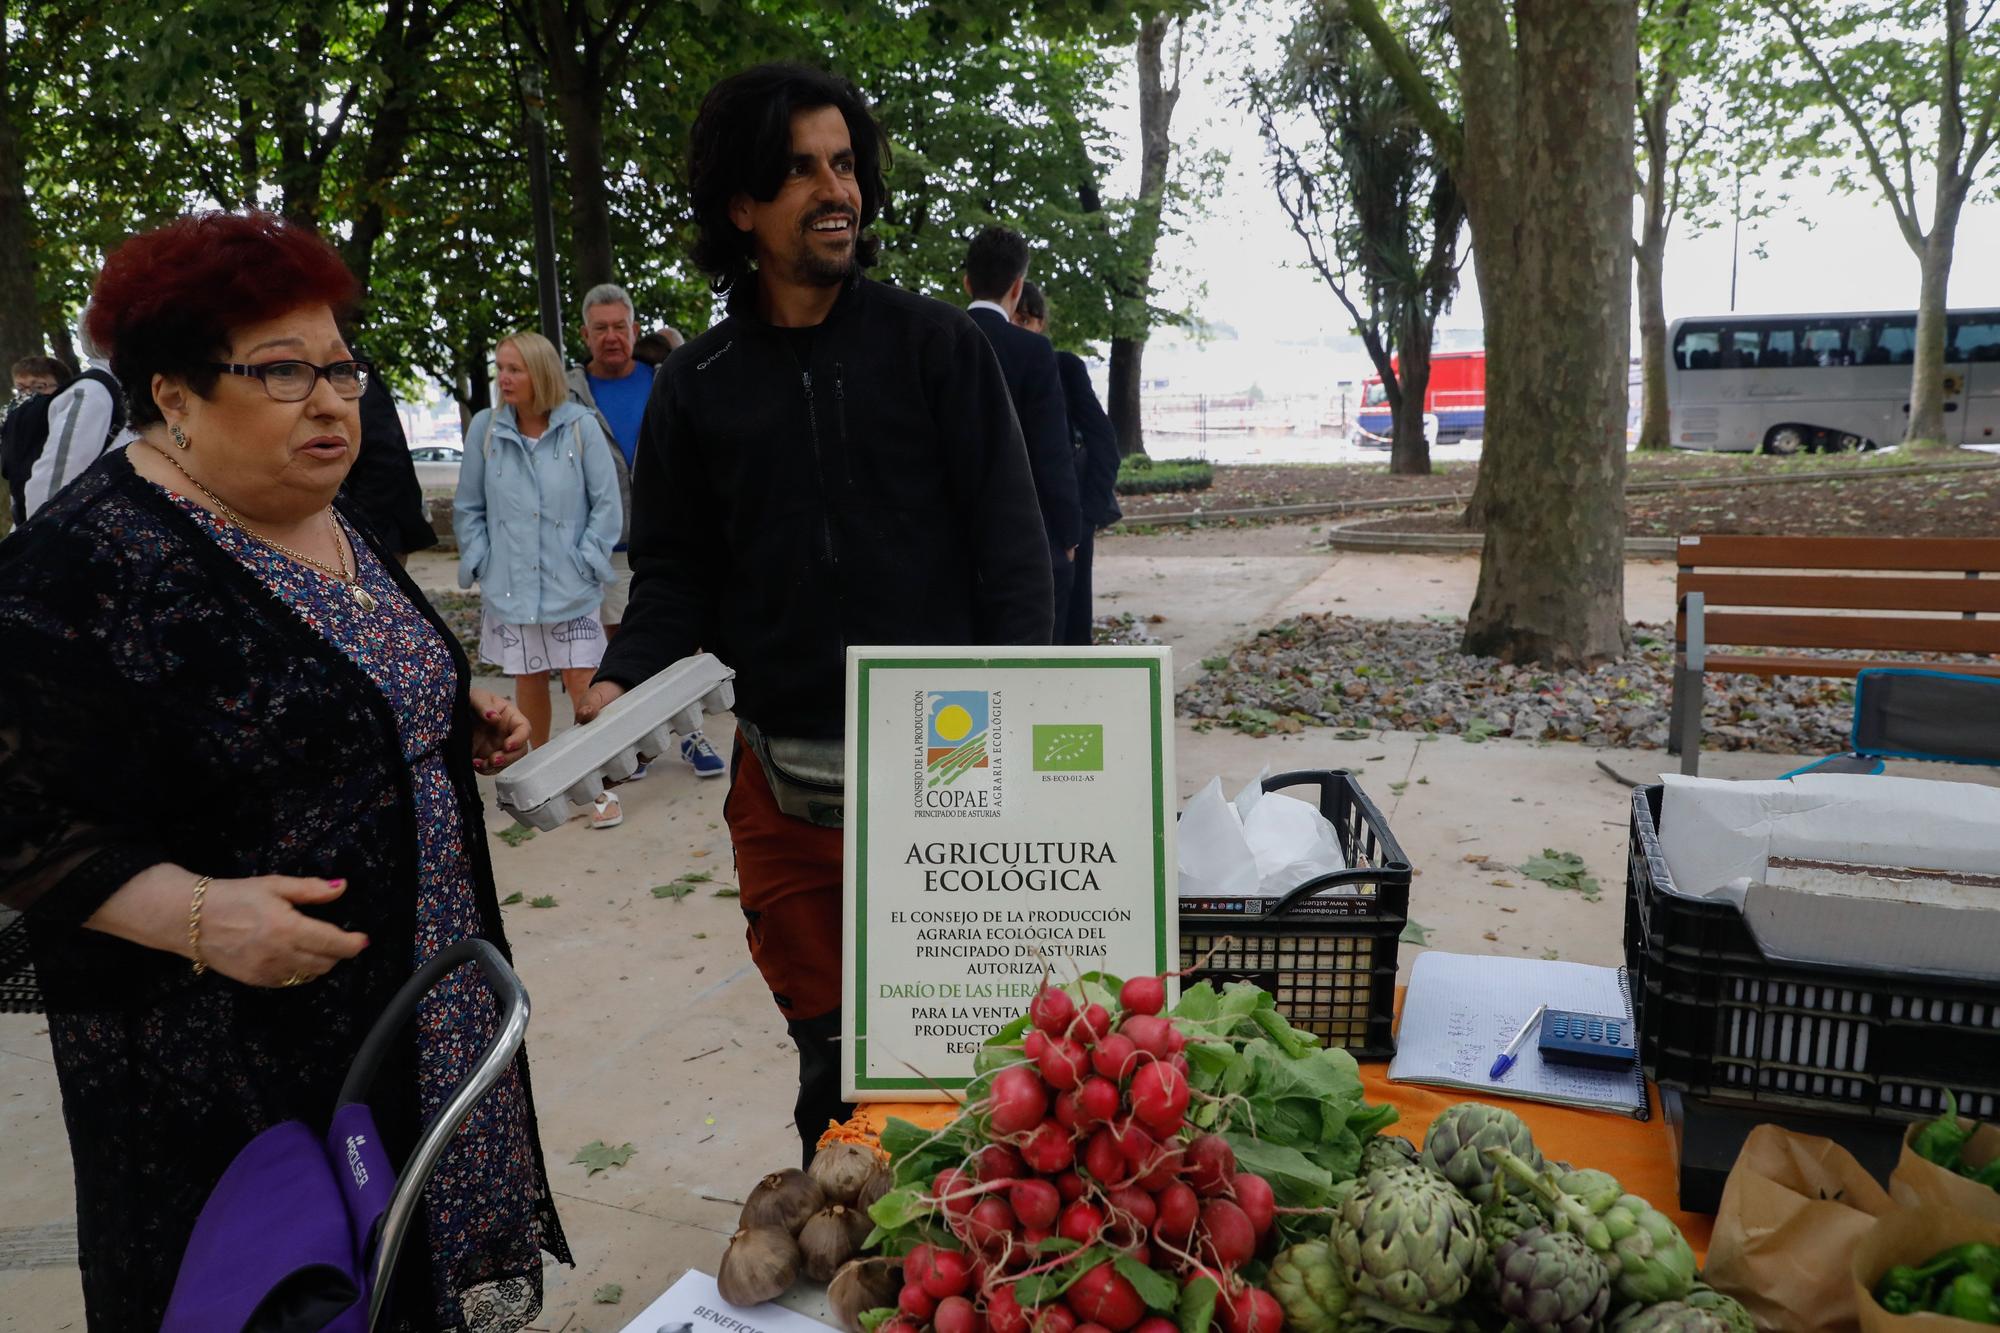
[{"left": 2, "top": 531, "right": 1984, "bottom": 1329}]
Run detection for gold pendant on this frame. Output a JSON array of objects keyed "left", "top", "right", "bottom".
[{"left": 352, "top": 585, "right": 378, "bottom": 613}]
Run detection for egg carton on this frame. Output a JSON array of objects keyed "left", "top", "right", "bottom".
[{"left": 494, "top": 653, "right": 736, "bottom": 831}]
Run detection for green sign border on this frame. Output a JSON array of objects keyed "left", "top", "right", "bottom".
[{"left": 853, "top": 655, "right": 1168, "bottom": 1091}]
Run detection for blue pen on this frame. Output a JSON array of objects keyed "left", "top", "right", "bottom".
[{"left": 1489, "top": 1005, "right": 1547, "bottom": 1081}]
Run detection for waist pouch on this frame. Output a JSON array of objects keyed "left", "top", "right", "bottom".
[{"left": 741, "top": 720, "right": 845, "bottom": 828}]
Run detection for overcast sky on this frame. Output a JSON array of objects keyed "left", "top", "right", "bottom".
[{"left": 1107, "top": 28, "right": 2000, "bottom": 347}]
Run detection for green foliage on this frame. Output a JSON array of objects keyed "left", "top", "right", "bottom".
[
  {"left": 572, "top": 1140, "right": 637, "bottom": 1175},
  {"left": 1519, "top": 849, "right": 1602, "bottom": 903},
  {"left": 8, "top": 0, "right": 1207, "bottom": 397},
  {"left": 1116, "top": 456, "right": 1214, "bottom": 494}
]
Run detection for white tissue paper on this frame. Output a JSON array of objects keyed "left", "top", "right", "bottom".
[{"left": 1178, "top": 771, "right": 1349, "bottom": 899}]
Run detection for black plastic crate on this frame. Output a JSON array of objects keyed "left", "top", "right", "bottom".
[
  {"left": 1625, "top": 784, "right": 2000, "bottom": 1122},
  {"left": 1179, "top": 770, "right": 1410, "bottom": 1059}
]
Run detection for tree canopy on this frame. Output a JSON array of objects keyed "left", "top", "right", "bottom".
[{"left": 3, "top": 0, "right": 1201, "bottom": 413}]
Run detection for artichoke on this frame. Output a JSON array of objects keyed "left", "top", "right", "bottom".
[
  {"left": 1332, "top": 1166, "right": 1485, "bottom": 1315},
  {"left": 1422, "top": 1103, "right": 1543, "bottom": 1204},
  {"left": 1361, "top": 1134, "right": 1423, "bottom": 1175},
  {"left": 1269, "top": 1241, "right": 1353, "bottom": 1333},
  {"left": 1490, "top": 1227, "right": 1611, "bottom": 1333},
  {"left": 1555, "top": 1168, "right": 1623, "bottom": 1216},
  {"left": 1479, "top": 1193, "right": 1551, "bottom": 1265},
  {"left": 1609, "top": 1301, "right": 1736, "bottom": 1333},
  {"left": 1683, "top": 1284, "right": 1755, "bottom": 1333},
  {"left": 1489, "top": 1149, "right": 1698, "bottom": 1308},
  {"left": 1268, "top": 1240, "right": 1456, "bottom": 1333}
]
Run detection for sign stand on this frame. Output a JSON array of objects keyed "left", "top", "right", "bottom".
[{"left": 841, "top": 648, "right": 1176, "bottom": 1101}]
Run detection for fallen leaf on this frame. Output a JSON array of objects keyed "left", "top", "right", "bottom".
[
  {"left": 693, "top": 849, "right": 711, "bottom": 858},
  {"left": 677, "top": 870, "right": 715, "bottom": 884},
  {"left": 1482, "top": 931, "right": 1499, "bottom": 941},
  {"left": 652, "top": 882, "right": 696, "bottom": 902},
  {"left": 1498, "top": 906, "right": 1518, "bottom": 914},
  {"left": 573, "top": 1140, "right": 636, "bottom": 1175},
  {"left": 1490, "top": 878, "right": 1516, "bottom": 888},
  {"left": 1520, "top": 849, "right": 1602, "bottom": 901},
  {"left": 1462, "top": 853, "right": 1491, "bottom": 864},
  {"left": 713, "top": 887, "right": 740, "bottom": 899},
  {"left": 498, "top": 825, "right": 535, "bottom": 848},
  {"left": 529, "top": 895, "right": 558, "bottom": 909},
  {"left": 1388, "top": 781, "right": 1409, "bottom": 794},
  {"left": 1399, "top": 920, "right": 1432, "bottom": 946},
  {"left": 594, "top": 1283, "right": 624, "bottom": 1304},
  {"left": 500, "top": 891, "right": 524, "bottom": 906}
]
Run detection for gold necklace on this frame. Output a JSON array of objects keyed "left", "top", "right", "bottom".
[{"left": 146, "top": 442, "right": 378, "bottom": 613}]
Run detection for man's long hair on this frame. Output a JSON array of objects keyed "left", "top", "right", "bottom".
[{"left": 688, "top": 63, "right": 890, "bottom": 295}]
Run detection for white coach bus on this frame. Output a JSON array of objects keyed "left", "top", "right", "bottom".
[{"left": 1666, "top": 308, "right": 2000, "bottom": 453}]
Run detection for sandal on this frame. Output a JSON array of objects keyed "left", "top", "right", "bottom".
[{"left": 589, "top": 791, "right": 624, "bottom": 830}]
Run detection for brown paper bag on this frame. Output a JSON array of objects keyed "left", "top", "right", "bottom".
[
  {"left": 1705, "top": 1123, "right": 1898, "bottom": 1333},
  {"left": 1890, "top": 1116, "right": 2000, "bottom": 1224},
  {"left": 1851, "top": 1205, "right": 2000, "bottom": 1332}
]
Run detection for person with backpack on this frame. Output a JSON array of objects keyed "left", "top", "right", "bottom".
[
  {"left": 2, "top": 356, "right": 75, "bottom": 530},
  {"left": 13, "top": 320, "right": 133, "bottom": 521}
]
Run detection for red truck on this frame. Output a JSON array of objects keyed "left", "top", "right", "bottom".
[{"left": 1354, "top": 349, "right": 1486, "bottom": 446}]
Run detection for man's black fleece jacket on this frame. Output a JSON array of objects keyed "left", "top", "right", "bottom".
[{"left": 595, "top": 274, "right": 1055, "bottom": 738}]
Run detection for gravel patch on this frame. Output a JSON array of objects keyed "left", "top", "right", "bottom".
[
  {"left": 1092, "top": 611, "right": 1165, "bottom": 646},
  {"left": 1177, "top": 614, "right": 1990, "bottom": 754}
]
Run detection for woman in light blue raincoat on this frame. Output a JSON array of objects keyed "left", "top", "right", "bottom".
[{"left": 455, "top": 330, "right": 621, "bottom": 753}]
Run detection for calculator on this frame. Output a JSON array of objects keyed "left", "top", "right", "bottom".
[{"left": 1537, "top": 1009, "right": 1638, "bottom": 1070}]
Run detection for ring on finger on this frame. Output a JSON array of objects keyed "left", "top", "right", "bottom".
[{"left": 280, "top": 972, "right": 306, "bottom": 987}]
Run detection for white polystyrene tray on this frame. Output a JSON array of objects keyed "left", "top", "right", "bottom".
[{"left": 494, "top": 653, "right": 735, "bottom": 830}]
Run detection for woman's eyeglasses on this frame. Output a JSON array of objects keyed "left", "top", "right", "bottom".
[{"left": 209, "top": 359, "right": 373, "bottom": 402}]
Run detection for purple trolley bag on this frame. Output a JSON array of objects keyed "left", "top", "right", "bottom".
[{"left": 161, "top": 937, "right": 532, "bottom": 1332}]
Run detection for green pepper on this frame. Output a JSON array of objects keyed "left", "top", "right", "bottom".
[
  {"left": 1939, "top": 1271, "right": 2000, "bottom": 1323},
  {"left": 1877, "top": 1246, "right": 2000, "bottom": 1314},
  {"left": 1916, "top": 1092, "right": 1976, "bottom": 1173},
  {"left": 1970, "top": 1159, "right": 2000, "bottom": 1191}
]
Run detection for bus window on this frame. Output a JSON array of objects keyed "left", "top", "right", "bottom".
[
  {"left": 1761, "top": 325, "right": 1798, "bottom": 366},
  {"left": 1675, "top": 327, "right": 1720, "bottom": 369},
  {"left": 1950, "top": 315, "right": 2000, "bottom": 362},
  {"left": 1719, "top": 329, "right": 1762, "bottom": 368},
  {"left": 1362, "top": 380, "right": 1389, "bottom": 406},
  {"left": 1878, "top": 318, "right": 1917, "bottom": 364},
  {"left": 1801, "top": 323, "right": 1848, "bottom": 366}
]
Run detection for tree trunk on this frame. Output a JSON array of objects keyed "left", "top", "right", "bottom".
[
  {"left": 1109, "top": 338, "right": 1145, "bottom": 459},
  {"left": 1634, "top": 237, "right": 1671, "bottom": 451},
  {"left": 549, "top": 80, "right": 611, "bottom": 293},
  {"left": 0, "top": 44, "right": 42, "bottom": 371},
  {"left": 1109, "top": 14, "right": 1181, "bottom": 459},
  {"left": 1458, "top": 0, "right": 1635, "bottom": 666},
  {"left": 1905, "top": 217, "right": 1960, "bottom": 449},
  {"left": 1390, "top": 306, "right": 1433, "bottom": 476}
]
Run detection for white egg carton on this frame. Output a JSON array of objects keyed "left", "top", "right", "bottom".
[{"left": 494, "top": 653, "right": 736, "bottom": 831}]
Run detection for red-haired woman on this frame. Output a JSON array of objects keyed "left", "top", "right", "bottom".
[{"left": 0, "top": 212, "right": 570, "bottom": 1331}]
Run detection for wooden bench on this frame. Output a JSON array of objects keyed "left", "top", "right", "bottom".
[{"left": 1670, "top": 535, "right": 2000, "bottom": 774}]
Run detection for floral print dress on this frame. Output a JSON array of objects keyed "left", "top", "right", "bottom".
[{"left": 165, "top": 490, "right": 545, "bottom": 1330}]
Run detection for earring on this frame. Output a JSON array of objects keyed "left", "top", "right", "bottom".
[{"left": 169, "top": 423, "right": 190, "bottom": 450}]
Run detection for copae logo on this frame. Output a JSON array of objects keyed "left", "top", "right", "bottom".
[{"left": 913, "top": 689, "right": 1002, "bottom": 815}]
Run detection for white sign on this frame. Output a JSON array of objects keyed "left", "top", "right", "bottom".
[{"left": 841, "top": 647, "right": 1176, "bottom": 1100}]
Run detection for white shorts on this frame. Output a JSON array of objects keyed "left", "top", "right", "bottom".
[
  {"left": 479, "top": 606, "right": 607, "bottom": 675},
  {"left": 601, "top": 550, "right": 634, "bottom": 625}
]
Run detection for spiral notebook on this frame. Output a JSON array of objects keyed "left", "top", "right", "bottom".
[{"left": 1388, "top": 952, "right": 1650, "bottom": 1119}]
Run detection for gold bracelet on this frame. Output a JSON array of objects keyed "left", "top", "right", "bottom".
[{"left": 187, "top": 875, "right": 214, "bottom": 976}]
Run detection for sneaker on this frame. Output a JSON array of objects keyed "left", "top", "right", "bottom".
[
  {"left": 681, "top": 730, "right": 725, "bottom": 779},
  {"left": 627, "top": 760, "right": 649, "bottom": 781}
]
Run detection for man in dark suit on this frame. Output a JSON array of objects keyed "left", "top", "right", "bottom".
[
  {"left": 1015, "top": 280, "right": 1121, "bottom": 645},
  {"left": 337, "top": 346, "right": 437, "bottom": 564},
  {"left": 962, "top": 225, "right": 1081, "bottom": 629}
]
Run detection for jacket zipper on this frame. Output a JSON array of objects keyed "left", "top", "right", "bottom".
[
  {"left": 797, "top": 358, "right": 849, "bottom": 662},
  {"left": 834, "top": 363, "right": 852, "bottom": 486}
]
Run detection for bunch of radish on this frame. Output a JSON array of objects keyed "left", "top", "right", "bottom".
[{"left": 873, "top": 974, "right": 1284, "bottom": 1333}]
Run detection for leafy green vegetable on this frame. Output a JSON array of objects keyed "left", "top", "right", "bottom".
[
  {"left": 1115, "top": 1254, "right": 1181, "bottom": 1312},
  {"left": 859, "top": 1309, "right": 897, "bottom": 1333},
  {"left": 1178, "top": 1272, "right": 1220, "bottom": 1333},
  {"left": 1013, "top": 1245, "right": 1110, "bottom": 1305}
]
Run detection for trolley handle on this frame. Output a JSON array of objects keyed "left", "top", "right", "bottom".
[{"left": 336, "top": 936, "right": 531, "bottom": 1331}]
